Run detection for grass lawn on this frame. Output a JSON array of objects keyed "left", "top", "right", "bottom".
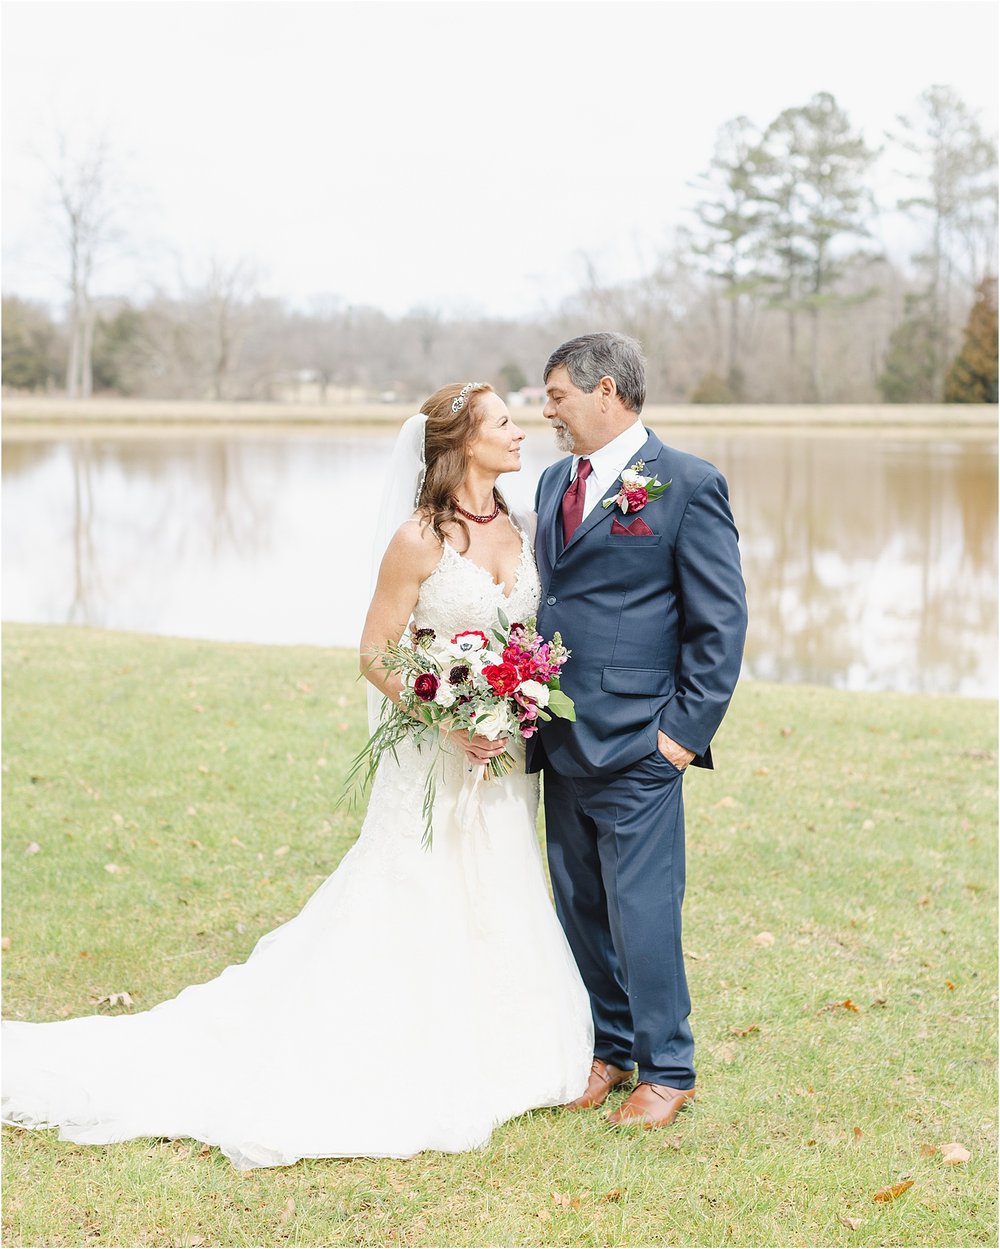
[{"left": 2, "top": 623, "right": 996, "bottom": 1248}]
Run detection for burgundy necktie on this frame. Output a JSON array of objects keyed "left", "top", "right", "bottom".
[{"left": 561, "top": 457, "right": 593, "bottom": 546}]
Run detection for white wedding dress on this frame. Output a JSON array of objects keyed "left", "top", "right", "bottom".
[{"left": 2, "top": 526, "right": 593, "bottom": 1169}]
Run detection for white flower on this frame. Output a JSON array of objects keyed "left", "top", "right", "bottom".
[
  {"left": 473, "top": 704, "right": 515, "bottom": 740},
  {"left": 479, "top": 650, "right": 502, "bottom": 667},
  {"left": 434, "top": 682, "right": 458, "bottom": 708},
  {"left": 620, "top": 469, "right": 651, "bottom": 489},
  {"left": 518, "top": 679, "right": 550, "bottom": 707}
]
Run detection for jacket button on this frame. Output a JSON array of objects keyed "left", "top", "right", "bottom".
[{"left": 546, "top": 595, "right": 557, "bottom": 605}]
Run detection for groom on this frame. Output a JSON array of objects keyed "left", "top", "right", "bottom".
[{"left": 529, "top": 332, "right": 747, "bottom": 1127}]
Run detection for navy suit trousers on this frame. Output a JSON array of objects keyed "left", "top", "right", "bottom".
[{"left": 543, "top": 749, "right": 694, "bottom": 1088}]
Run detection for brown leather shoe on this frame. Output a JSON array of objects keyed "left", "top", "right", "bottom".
[
  {"left": 565, "top": 1058, "right": 634, "bottom": 1110},
  {"left": 607, "top": 1081, "right": 695, "bottom": 1127}
]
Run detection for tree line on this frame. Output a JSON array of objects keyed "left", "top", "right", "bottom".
[{"left": 2, "top": 85, "right": 997, "bottom": 405}]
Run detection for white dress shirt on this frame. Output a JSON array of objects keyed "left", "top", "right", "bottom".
[{"left": 572, "top": 418, "right": 648, "bottom": 520}]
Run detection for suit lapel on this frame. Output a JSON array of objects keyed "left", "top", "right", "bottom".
[
  {"left": 540, "top": 459, "right": 572, "bottom": 575},
  {"left": 563, "top": 429, "right": 665, "bottom": 552}
]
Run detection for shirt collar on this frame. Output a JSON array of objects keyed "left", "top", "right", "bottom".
[{"left": 572, "top": 418, "right": 647, "bottom": 487}]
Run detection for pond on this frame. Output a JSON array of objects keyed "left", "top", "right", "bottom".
[{"left": 2, "top": 427, "right": 996, "bottom": 697}]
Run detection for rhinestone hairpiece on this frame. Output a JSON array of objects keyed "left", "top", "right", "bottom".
[{"left": 451, "top": 381, "right": 483, "bottom": 414}]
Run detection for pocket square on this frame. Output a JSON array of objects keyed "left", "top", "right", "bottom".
[{"left": 611, "top": 515, "right": 654, "bottom": 536}]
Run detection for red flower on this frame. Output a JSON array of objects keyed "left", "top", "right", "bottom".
[
  {"left": 624, "top": 487, "right": 648, "bottom": 512},
  {"left": 413, "top": 673, "right": 439, "bottom": 701},
  {"left": 482, "top": 662, "right": 520, "bottom": 697}
]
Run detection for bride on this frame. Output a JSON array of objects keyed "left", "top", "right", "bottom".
[{"left": 2, "top": 381, "right": 593, "bottom": 1169}]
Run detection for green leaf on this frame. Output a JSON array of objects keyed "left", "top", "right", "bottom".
[
  {"left": 496, "top": 607, "right": 510, "bottom": 631},
  {"left": 546, "top": 689, "right": 576, "bottom": 721}
]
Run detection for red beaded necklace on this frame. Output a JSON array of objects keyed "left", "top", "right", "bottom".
[{"left": 453, "top": 495, "right": 501, "bottom": 524}]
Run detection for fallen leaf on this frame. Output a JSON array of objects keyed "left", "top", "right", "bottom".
[
  {"left": 231, "top": 836, "right": 246, "bottom": 848},
  {"left": 862, "top": 819, "right": 875, "bottom": 830},
  {"left": 945, "top": 980, "right": 956, "bottom": 991},
  {"left": 820, "top": 998, "right": 860, "bottom": 1013},
  {"left": 111, "top": 812, "right": 124, "bottom": 827},
  {"left": 730, "top": 1024, "right": 760, "bottom": 1037},
  {"left": 197, "top": 765, "right": 209, "bottom": 774},
  {"left": 852, "top": 1126, "right": 863, "bottom": 1142},
  {"left": 713, "top": 796, "right": 738, "bottom": 808},
  {"left": 551, "top": 1191, "right": 588, "bottom": 1209},
  {"left": 1, "top": 937, "right": 9, "bottom": 951},
  {"left": 839, "top": 1216, "right": 863, "bottom": 1230},
  {"left": 754, "top": 766, "right": 769, "bottom": 776},
  {"left": 186, "top": 806, "right": 198, "bottom": 816},
  {"left": 274, "top": 845, "right": 290, "bottom": 856},
  {"left": 752, "top": 931, "right": 775, "bottom": 947},
  {"left": 536, "top": 1209, "right": 551, "bottom": 1222},
  {"left": 278, "top": 1197, "right": 296, "bottom": 1222},
  {"left": 872, "top": 1180, "right": 914, "bottom": 1203},
  {"left": 94, "top": 991, "right": 134, "bottom": 1009},
  {"left": 780, "top": 726, "right": 793, "bottom": 737},
  {"left": 919, "top": 1143, "right": 938, "bottom": 1157},
  {"left": 296, "top": 681, "right": 313, "bottom": 693},
  {"left": 25, "top": 842, "right": 41, "bottom": 855},
  {"left": 104, "top": 863, "right": 122, "bottom": 874},
  {"left": 940, "top": 1142, "right": 971, "bottom": 1165},
  {"left": 601, "top": 1188, "right": 625, "bottom": 1202}
]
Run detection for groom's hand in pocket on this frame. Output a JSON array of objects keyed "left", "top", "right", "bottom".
[{"left": 657, "top": 730, "right": 695, "bottom": 771}]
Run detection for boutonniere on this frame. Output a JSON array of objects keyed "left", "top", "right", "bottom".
[{"left": 601, "top": 460, "right": 671, "bottom": 514}]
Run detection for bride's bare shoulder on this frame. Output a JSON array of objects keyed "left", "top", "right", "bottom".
[{"left": 383, "top": 515, "right": 442, "bottom": 574}]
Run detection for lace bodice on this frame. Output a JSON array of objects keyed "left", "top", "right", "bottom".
[{"left": 414, "top": 520, "right": 540, "bottom": 638}]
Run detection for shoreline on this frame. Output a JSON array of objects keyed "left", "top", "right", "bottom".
[
  {"left": 2, "top": 620, "right": 994, "bottom": 701},
  {"left": 2, "top": 396, "right": 997, "bottom": 441}
]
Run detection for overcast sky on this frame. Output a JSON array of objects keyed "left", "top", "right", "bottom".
[{"left": 2, "top": 0, "right": 997, "bottom": 319}]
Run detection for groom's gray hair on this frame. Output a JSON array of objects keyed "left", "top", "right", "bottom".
[{"left": 544, "top": 332, "right": 646, "bottom": 414}]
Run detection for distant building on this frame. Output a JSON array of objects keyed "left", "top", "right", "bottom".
[{"left": 508, "top": 386, "right": 547, "bottom": 407}]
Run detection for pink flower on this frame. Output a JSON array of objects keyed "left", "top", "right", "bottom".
[
  {"left": 413, "top": 673, "right": 439, "bottom": 701},
  {"left": 624, "top": 487, "right": 648, "bottom": 512}
]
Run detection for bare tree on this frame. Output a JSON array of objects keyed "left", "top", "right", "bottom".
[
  {"left": 890, "top": 85, "right": 998, "bottom": 396},
  {"left": 44, "top": 131, "right": 120, "bottom": 398}
]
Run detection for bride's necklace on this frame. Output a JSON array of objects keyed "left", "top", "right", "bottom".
[{"left": 454, "top": 495, "right": 500, "bottom": 524}]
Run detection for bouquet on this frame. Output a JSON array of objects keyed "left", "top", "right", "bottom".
[{"left": 341, "top": 609, "right": 575, "bottom": 847}]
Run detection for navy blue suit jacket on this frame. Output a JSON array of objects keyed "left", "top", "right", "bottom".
[{"left": 527, "top": 428, "right": 747, "bottom": 778}]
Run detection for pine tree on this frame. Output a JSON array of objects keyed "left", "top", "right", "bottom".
[
  {"left": 878, "top": 294, "right": 940, "bottom": 402},
  {"left": 944, "top": 277, "right": 998, "bottom": 402}
]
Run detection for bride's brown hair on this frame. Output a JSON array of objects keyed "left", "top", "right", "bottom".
[{"left": 417, "top": 382, "right": 509, "bottom": 551}]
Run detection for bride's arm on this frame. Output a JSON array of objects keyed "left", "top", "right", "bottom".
[
  {"left": 360, "top": 519, "right": 436, "bottom": 706},
  {"left": 359, "top": 520, "right": 507, "bottom": 765}
]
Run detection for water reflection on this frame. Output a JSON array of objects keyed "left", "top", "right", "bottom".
[{"left": 2, "top": 430, "right": 996, "bottom": 697}]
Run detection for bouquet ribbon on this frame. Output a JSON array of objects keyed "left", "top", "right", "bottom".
[{"left": 431, "top": 756, "right": 499, "bottom": 938}]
